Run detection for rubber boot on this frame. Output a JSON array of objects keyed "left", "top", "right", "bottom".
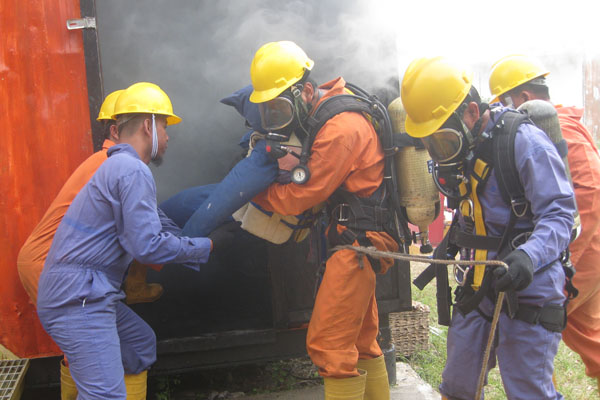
[
  {"left": 323, "top": 369, "right": 367, "bottom": 400},
  {"left": 124, "top": 261, "right": 163, "bottom": 304},
  {"left": 125, "top": 370, "right": 148, "bottom": 400},
  {"left": 60, "top": 360, "right": 78, "bottom": 400},
  {"left": 357, "top": 356, "right": 390, "bottom": 400}
]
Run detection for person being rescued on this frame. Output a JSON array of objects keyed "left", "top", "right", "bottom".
[{"left": 159, "top": 84, "right": 320, "bottom": 247}]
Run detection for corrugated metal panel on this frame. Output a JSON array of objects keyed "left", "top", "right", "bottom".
[{"left": 0, "top": 0, "right": 94, "bottom": 358}]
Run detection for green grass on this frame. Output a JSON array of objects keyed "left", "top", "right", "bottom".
[{"left": 406, "top": 262, "right": 598, "bottom": 399}]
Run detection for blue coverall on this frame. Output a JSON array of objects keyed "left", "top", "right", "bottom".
[
  {"left": 439, "top": 108, "right": 576, "bottom": 400},
  {"left": 37, "top": 144, "right": 211, "bottom": 400}
]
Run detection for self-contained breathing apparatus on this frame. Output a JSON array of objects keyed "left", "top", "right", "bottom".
[
  {"left": 260, "top": 79, "right": 413, "bottom": 265},
  {"left": 414, "top": 104, "right": 578, "bottom": 333}
]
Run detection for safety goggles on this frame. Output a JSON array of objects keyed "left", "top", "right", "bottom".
[
  {"left": 422, "top": 128, "right": 464, "bottom": 163},
  {"left": 259, "top": 96, "right": 295, "bottom": 131}
]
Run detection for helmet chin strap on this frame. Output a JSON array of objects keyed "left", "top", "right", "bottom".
[
  {"left": 471, "top": 103, "right": 490, "bottom": 140},
  {"left": 150, "top": 114, "right": 158, "bottom": 160}
]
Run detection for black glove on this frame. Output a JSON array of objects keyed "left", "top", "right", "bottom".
[
  {"left": 208, "top": 221, "right": 241, "bottom": 251},
  {"left": 494, "top": 249, "right": 534, "bottom": 292}
]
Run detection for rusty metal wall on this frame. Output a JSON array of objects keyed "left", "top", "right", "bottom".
[{"left": 0, "top": 0, "right": 93, "bottom": 358}]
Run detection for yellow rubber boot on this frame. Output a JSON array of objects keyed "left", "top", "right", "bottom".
[
  {"left": 60, "top": 360, "right": 78, "bottom": 400},
  {"left": 357, "top": 356, "right": 390, "bottom": 400},
  {"left": 323, "top": 369, "right": 367, "bottom": 399},
  {"left": 125, "top": 370, "right": 147, "bottom": 399},
  {"left": 124, "top": 261, "right": 163, "bottom": 304}
]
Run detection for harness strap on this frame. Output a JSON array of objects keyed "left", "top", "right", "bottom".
[
  {"left": 513, "top": 303, "right": 566, "bottom": 333},
  {"left": 327, "top": 223, "right": 382, "bottom": 273},
  {"left": 449, "top": 227, "right": 503, "bottom": 251},
  {"left": 455, "top": 269, "right": 494, "bottom": 316},
  {"left": 306, "top": 94, "right": 374, "bottom": 141},
  {"left": 467, "top": 158, "right": 492, "bottom": 290},
  {"left": 413, "top": 215, "right": 459, "bottom": 326},
  {"left": 328, "top": 186, "right": 390, "bottom": 233},
  {"left": 492, "top": 111, "right": 530, "bottom": 214}
]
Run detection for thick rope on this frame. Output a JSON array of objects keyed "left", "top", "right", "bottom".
[{"left": 331, "top": 245, "right": 508, "bottom": 400}]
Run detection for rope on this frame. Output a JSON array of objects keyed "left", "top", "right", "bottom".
[{"left": 331, "top": 245, "right": 508, "bottom": 400}]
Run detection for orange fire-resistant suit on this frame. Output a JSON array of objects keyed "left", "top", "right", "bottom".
[
  {"left": 253, "top": 77, "right": 398, "bottom": 378},
  {"left": 557, "top": 105, "right": 600, "bottom": 378},
  {"left": 17, "top": 140, "right": 116, "bottom": 305}
]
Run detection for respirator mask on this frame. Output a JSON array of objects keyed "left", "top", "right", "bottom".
[
  {"left": 423, "top": 108, "right": 477, "bottom": 200},
  {"left": 259, "top": 84, "right": 313, "bottom": 166},
  {"left": 258, "top": 84, "right": 311, "bottom": 142}
]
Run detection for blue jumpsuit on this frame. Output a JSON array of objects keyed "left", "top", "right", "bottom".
[
  {"left": 439, "top": 108, "right": 575, "bottom": 400},
  {"left": 37, "top": 144, "right": 211, "bottom": 400}
]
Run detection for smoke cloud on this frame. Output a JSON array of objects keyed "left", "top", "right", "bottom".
[
  {"left": 96, "top": 0, "right": 598, "bottom": 200},
  {"left": 96, "top": 0, "right": 400, "bottom": 201}
]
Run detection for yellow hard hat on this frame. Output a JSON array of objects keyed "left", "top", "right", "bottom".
[
  {"left": 97, "top": 90, "right": 124, "bottom": 121},
  {"left": 489, "top": 55, "right": 549, "bottom": 100},
  {"left": 401, "top": 57, "right": 473, "bottom": 138},
  {"left": 112, "top": 82, "right": 182, "bottom": 125},
  {"left": 249, "top": 41, "right": 314, "bottom": 103}
]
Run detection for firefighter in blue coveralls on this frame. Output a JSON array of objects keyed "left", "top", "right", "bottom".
[
  {"left": 401, "top": 57, "right": 575, "bottom": 399},
  {"left": 36, "top": 82, "right": 238, "bottom": 400}
]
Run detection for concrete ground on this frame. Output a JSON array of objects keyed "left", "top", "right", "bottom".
[{"left": 240, "top": 361, "right": 439, "bottom": 399}]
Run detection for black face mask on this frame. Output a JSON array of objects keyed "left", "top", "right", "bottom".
[
  {"left": 259, "top": 86, "right": 311, "bottom": 141},
  {"left": 432, "top": 159, "right": 470, "bottom": 200},
  {"left": 426, "top": 109, "right": 477, "bottom": 199}
]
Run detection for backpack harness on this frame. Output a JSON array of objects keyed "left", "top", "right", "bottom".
[
  {"left": 414, "top": 109, "right": 578, "bottom": 332},
  {"left": 289, "top": 83, "right": 412, "bottom": 272}
]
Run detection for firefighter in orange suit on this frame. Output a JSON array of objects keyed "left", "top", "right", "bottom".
[
  {"left": 490, "top": 54, "right": 600, "bottom": 389},
  {"left": 17, "top": 89, "right": 163, "bottom": 307},
  {"left": 250, "top": 41, "right": 397, "bottom": 400}
]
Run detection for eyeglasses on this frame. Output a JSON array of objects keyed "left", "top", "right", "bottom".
[
  {"left": 422, "top": 128, "right": 464, "bottom": 163},
  {"left": 258, "top": 96, "right": 295, "bottom": 131}
]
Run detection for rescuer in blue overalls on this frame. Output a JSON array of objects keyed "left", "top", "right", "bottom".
[
  {"left": 37, "top": 82, "right": 238, "bottom": 400},
  {"left": 401, "top": 57, "right": 575, "bottom": 399}
]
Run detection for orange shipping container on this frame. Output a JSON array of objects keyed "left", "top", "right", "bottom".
[{"left": 1, "top": 0, "right": 97, "bottom": 359}]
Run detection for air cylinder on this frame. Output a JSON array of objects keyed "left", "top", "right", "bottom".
[
  {"left": 518, "top": 99, "right": 580, "bottom": 239},
  {"left": 388, "top": 97, "right": 440, "bottom": 253}
]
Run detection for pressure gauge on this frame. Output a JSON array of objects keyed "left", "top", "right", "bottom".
[{"left": 291, "top": 164, "right": 310, "bottom": 184}]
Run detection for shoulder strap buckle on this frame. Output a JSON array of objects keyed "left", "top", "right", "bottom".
[
  {"left": 453, "top": 264, "right": 472, "bottom": 287},
  {"left": 335, "top": 203, "right": 350, "bottom": 223},
  {"left": 511, "top": 198, "right": 529, "bottom": 218}
]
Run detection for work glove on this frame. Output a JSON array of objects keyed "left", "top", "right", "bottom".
[
  {"left": 208, "top": 221, "right": 241, "bottom": 251},
  {"left": 494, "top": 249, "right": 534, "bottom": 292}
]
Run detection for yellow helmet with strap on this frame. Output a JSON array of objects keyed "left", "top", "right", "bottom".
[
  {"left": 97, "top": 90, "right": 124, "bottom": 121},
  {"left": 489, "top": 55, "right": 549, "bottom": 100},
  {"left": 401, "top": 57, "right": 473, "bottom": 138},
  {"left": 112, "top": 82, "right": 181, "bottom": 125},
  {"left": 249, "top": 41, "right": 314, "bottom": 104}
]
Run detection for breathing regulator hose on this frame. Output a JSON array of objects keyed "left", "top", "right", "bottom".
[{"left": 331, "top": 244, "right": 507, "bottom": 400}]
